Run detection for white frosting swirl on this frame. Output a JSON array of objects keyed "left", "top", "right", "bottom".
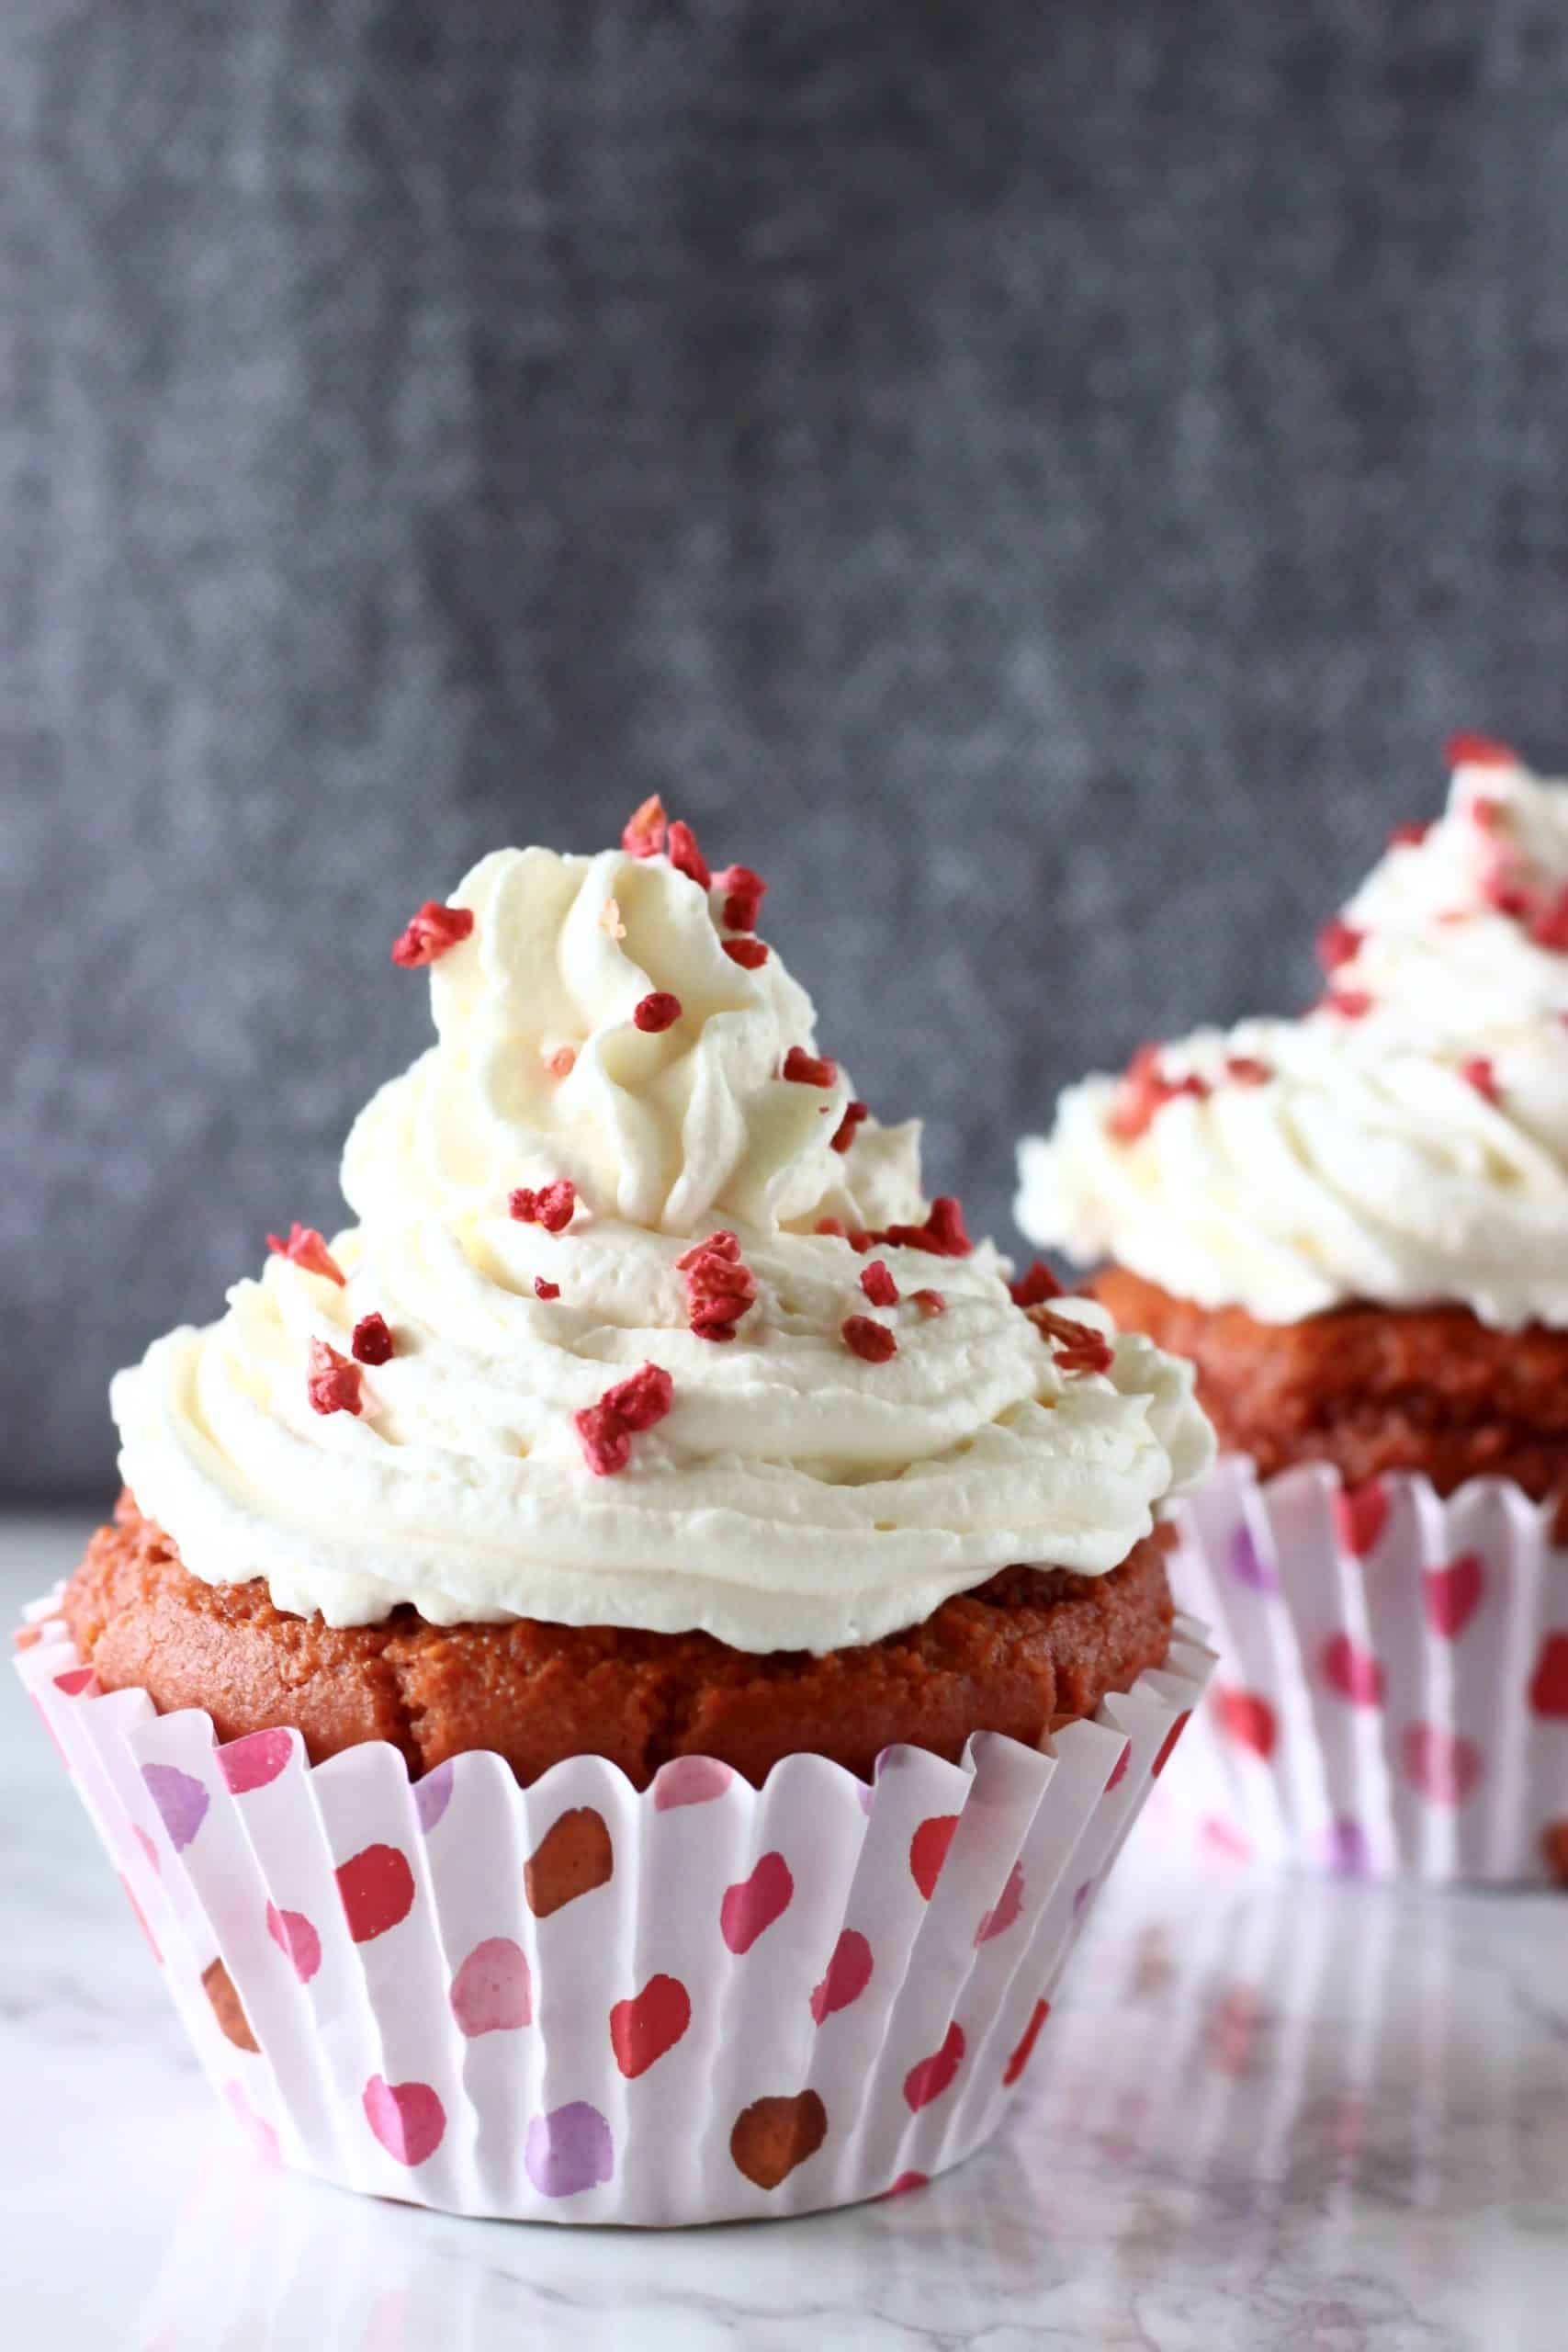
[
  {"left": 114, "top": 841, "right": 1213, "bottom": 1648},
  {"left": 1017, "top": 756, "right": 1568, "bottom": 1329}
]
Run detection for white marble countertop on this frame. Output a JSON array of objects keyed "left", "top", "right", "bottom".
[{"left": 6, "top": 1512, "right": 1567, "bottom": 2351}]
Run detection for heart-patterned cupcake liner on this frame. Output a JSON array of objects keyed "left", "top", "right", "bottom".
[
  {"left": 1154, "top": 1455, "right": 1568, "bottom": 1883},
  {"left": 14, "top": 1591, "right": 1213, "bottom": 2223}
]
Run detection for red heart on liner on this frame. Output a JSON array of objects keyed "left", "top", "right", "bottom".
[
  {"left": 809, "top": 1930, "right": 874, "bottom": 2023},
  {"left": 904, "top": 2020, "right": 965, "bottom": 2111},
  {"left": 908, "top": 1815, "right": 959, "bottom": 1900},
  {"left": 1151, "top": 1711, "right": 1191, "bottom": 1778},
  {"left": 610, "top": 1973, "right": 692, "bottom": 2076},
  {"left": 1213, "top": 1687, "right": 1278, "bottom": 1759},
  {"left": 1529, "top": 1634, "right": 1568, "bottom": 1719},
  {"left": 1333, "top": 1479, "right": 1389, "bottom": 1557},
  {"left": 1423, "top": 1554, "right": 1484, "bottom": 1641},
  {"left": 1321, "top": 1633, "right": 1383, "bottom": 1708},
  {"left": 1401, "top": 1723, "right": 1483, "bottom": 1808},
  {"left": 1002, "top": 1997, "right": 1050, "bottom": 2087},
  {"left": 335, "top": 1844, "right": 416, "bottom": 1943},
  {"left": 720, "top": 1852, "right": 794, "bottom": 1954}
]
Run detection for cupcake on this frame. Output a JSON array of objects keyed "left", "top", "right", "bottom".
[
  {"left": 1017, "top": 737, "right": 1568, "bottom": 1883},
  {"left": 20, "top": 801, "right": 1213, "bottom": 2222}
]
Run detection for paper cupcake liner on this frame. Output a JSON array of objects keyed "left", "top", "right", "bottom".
[
  {"left": 1155, "top": 1454, "right": 1568, "bottom": 1883},
  {"left": 15, "top": 1588, "right": 1213, "bottom": 2224}
]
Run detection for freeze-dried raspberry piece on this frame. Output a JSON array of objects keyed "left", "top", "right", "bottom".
[
  {"left": 1010, "top": 1261, "right": 1062, "bottom": 1309},
  {"left": 861, "top": 1260, "right": 898, "bottom": 1307},
  {"left": 1315, "top": 917, "right": 1363, "bottom": 973},
  {"left": 1446, "top": 732, "right": 1517, "bottom": 770},
  {"left": 678, "top": 1229, "right": 757, "bottom": 1341},
  {"left": 307, "top": 1339, "right": 365, "bottom": 1417},
  {"left": 668, "top": 820, "right": 711, "bottom": 890},
  {"left": 1108, "top": 1046, "right": 1210, "bottom": 1141},
  {"left": 830, "top": 1099, "right": 868, "bottom": 1153},
  {"left": 1531, "top": 888, "right": 1568, "bottom": 952},
  {"left": 633, "top": 991, "right": 683, "bottom": 1033},
  {"left": 1225, "top": 1056, "right": 1272, "bottom": 1085},
  {"left": 723, "top": 936, "right": 770, "bottom": 969},
  {"left": 1461, "top": 1056, "right": 1501, "bottom": 1105},
  {"left": 783, "top": 1046, "right": 838, "bottom": 1087},
  {"left": 575, "top": 1402, "right": 630, "bottom": 1477},
  {"left": 622, "top": 794, "right": 668, "bottom": 859},
  {"left": 509, "top": 1180, "right": 577, "bottom": 1233},
  {"left": 267, "top": 1224, "right": 346, "bottom": 1286},
  {"left": 841, "top": 1315, "right": 897, "bottom": 1363},
  {"left": 350, "top": 1313, "right": 394, "bottom": 1364},
  {"left": 912, "top": 1289, "right": 946, "bottom": 1316},
  {"left": 1028, "top": 1309, "right": 1114, "bottom": 1376},
  {"left": 534, "top": 1278, "right": 561, "bottom": 1301},
  {"left": 573, "top": 1363, "right": 674, "bottom": 1475},
  {"left": 716, "top": 865, "right": 768, "bottom": 933},
  {"left": 875, "top": 1196, "right": 973, "bottom": 1258},
  {"left": 1390, "top": 820, "right": 1430, "bottom": 849},
  {"left": 1320, "top": 989, "right": 1373, "bottom": 1019},
  {"left": 391, "top": 900, "right": 474, "bottom": 967}
]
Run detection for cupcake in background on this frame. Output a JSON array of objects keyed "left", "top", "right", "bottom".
[
  {"left": 1017, "top": 738, "right": 1568, "bottom": 1883},
  {"left": 19, "top": 798, "right": 1214, "bottom": 2224}
]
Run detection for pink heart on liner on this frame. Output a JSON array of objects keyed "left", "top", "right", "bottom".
[
  {"left": 450, "top": 1937, "right": 531, "bottom": 2036},
  {"left": 809, "top": 1929, "right": 874, "bottom": 2022},
  {"left": 1401, "top": 1723, "right": 1483, "bottom": 1808},
  {"left": 975, "top": 1863, "right": 1025, "bottom": 1945},
  {"left": 265, "top": 1901, "right": 322, "bottom": 1984},
  {"left": 653, "top": 1756, "right": 734, "bottom": 1810},
  {"left": 1333, "top": 1479, "right": 1389, "bottom": 1557},
  {"left": 219, "top": 1729, "right": 295, "bottom": 1793},
  {"left": 903, "top": 2020, "right": 964, "bottom": 2111},
  {"left": 1321, "top": 1632, "right": 1383, "bottom": 1707},
  {"left": 720, "top": 1852, "right": 794, "bottom": 1954},
  {"left": 363, "top": 2075, "right": 446, "bottom": 2167},
  {"left": 1424, "top": 1554, "right": 1484, "bottom": 1641},
  {"left": 610, "top": 1973, "right": 692, "bottom": 2075},
  {"left": 1213, "top": 1687, "right": 1277, "bottom": 1759}
]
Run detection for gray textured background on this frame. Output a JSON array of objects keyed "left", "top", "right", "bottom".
[{"left": 7, "top": 1, "right": 1568, "bottom": 1499}]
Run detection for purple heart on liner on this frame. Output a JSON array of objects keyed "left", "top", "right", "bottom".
[
  {"left": 414, "top": 1760, "right": 455, "bottom": 1834},
  {"left": 1229, "top": 1522, "right": 1280, "bottom": 1594},
  {"left": 525, "top": 2101, "right": 615, "bottom": 2199},
  {"left": 1325, "top": 1816, "right": 1371, "bottom": 1877},
  {"left": 141, "top": 1762, "right": 209, "bottom": 1852}
]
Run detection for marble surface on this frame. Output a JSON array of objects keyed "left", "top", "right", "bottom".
[{"left": 6, "top": 1515, "right": 1567, "bottom": 2351}]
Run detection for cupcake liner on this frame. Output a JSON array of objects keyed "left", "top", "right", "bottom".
[
  {"left": 15, "top": 1587, "right": 1213, "bottom": 2224},
  {"left": 1155, "top": 1454, "right": 1568, "bottom": 1883}
]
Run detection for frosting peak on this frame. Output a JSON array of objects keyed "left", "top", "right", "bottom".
[
  {"left": 114, "top": 819, "right": 1213, "bottom": 1648},
  {"left": 1016, "top": 749, "right": 1568, "bottom": 1329}
]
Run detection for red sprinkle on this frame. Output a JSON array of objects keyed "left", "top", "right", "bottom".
[
  {"left": 1446, "top": 732, "right": 1517, "bottom": 770},
  {"left": 1029, "top": 1308, "right": 1114, "bottom": 1377},
  {"left": 391, "top": 900, "right": 474, "bottom": 968},
  {"left": 1108, "top": 1045, "right": 1211, "bottom": 1141},
  {"left": 783, "top": 1046, "right": 838, "bottom": 1088},
  {"left": 830, "top": 1099, "right": 869, "bottom": 1153},
  {"left": 912, "top": 1288, "right": 946, "bottom": 1316},
  {"left": 307, "top": 1338, "right": 365, "bottom": 1417},
  {"left": 668, "top": 820, "right": 712, "bottom": 890},
  {"left": 716, "top": 865, "right": 768, "bottom": 933},
  {"left": 1461, "top": 1056, "right": 1501, "bottom": 1105},
  {"left": 350, "top": 1313, "right": 394, "bottom": 1365},
  {"left": 509, "top": 1179, "right": 577, "bottom": 1233},
  {"left": 534, "top": 1277, "right": 561, "bottom": 1301},
  {"left": 677, "top": 1228, "right": 758, "bottom": 1341},
  {"left": 841, "top": 1315, "right": 897, "bottom": 1363},
  {"left": 875, "top": 1196, "right": 974, "bottom": 1259},
  {"left": 623, "top": 794, "right": 668, "bottom": 860},
  {"left": 574, "top": 1363, "right": 675, "bottom": 1476},
  {"left": 1531, "top": 888, "right": 1568, "bottom": 952},
  {"left": 1010, "top": 1261, "right": 1063, "bottom": 1309},
  {"left": 861, "top": 1260, "right": 898, "bottom": 1307},
  {"left": 723, "top": 936, "right": 770, "bottom": 969},
  {"left": 633, "top": 990, "right": 683, "bottom": 1034},
  {"left": 1390, "top": 820, "right": 1431, "bottom": 849},
  {"left": 1225, "top": 1056, "right": 1273, "bottom": 1085},
  {"left": 267, "top": 1224, "right": 346, "bottom": 1286},
  {"left": 1315, "top": 917, "right": 1363, "bottom": 973},
  {"left": 1321, "top": 989, "right": 1374, "bottom": 1019}
]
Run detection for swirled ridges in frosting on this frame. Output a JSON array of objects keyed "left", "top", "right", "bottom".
[
  {"left": 1016, "top": 746, "right": 1568, "bottom": 1329},
  {"left": 113, "top": 822, "right": 1213, "bottom": 1648}
]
